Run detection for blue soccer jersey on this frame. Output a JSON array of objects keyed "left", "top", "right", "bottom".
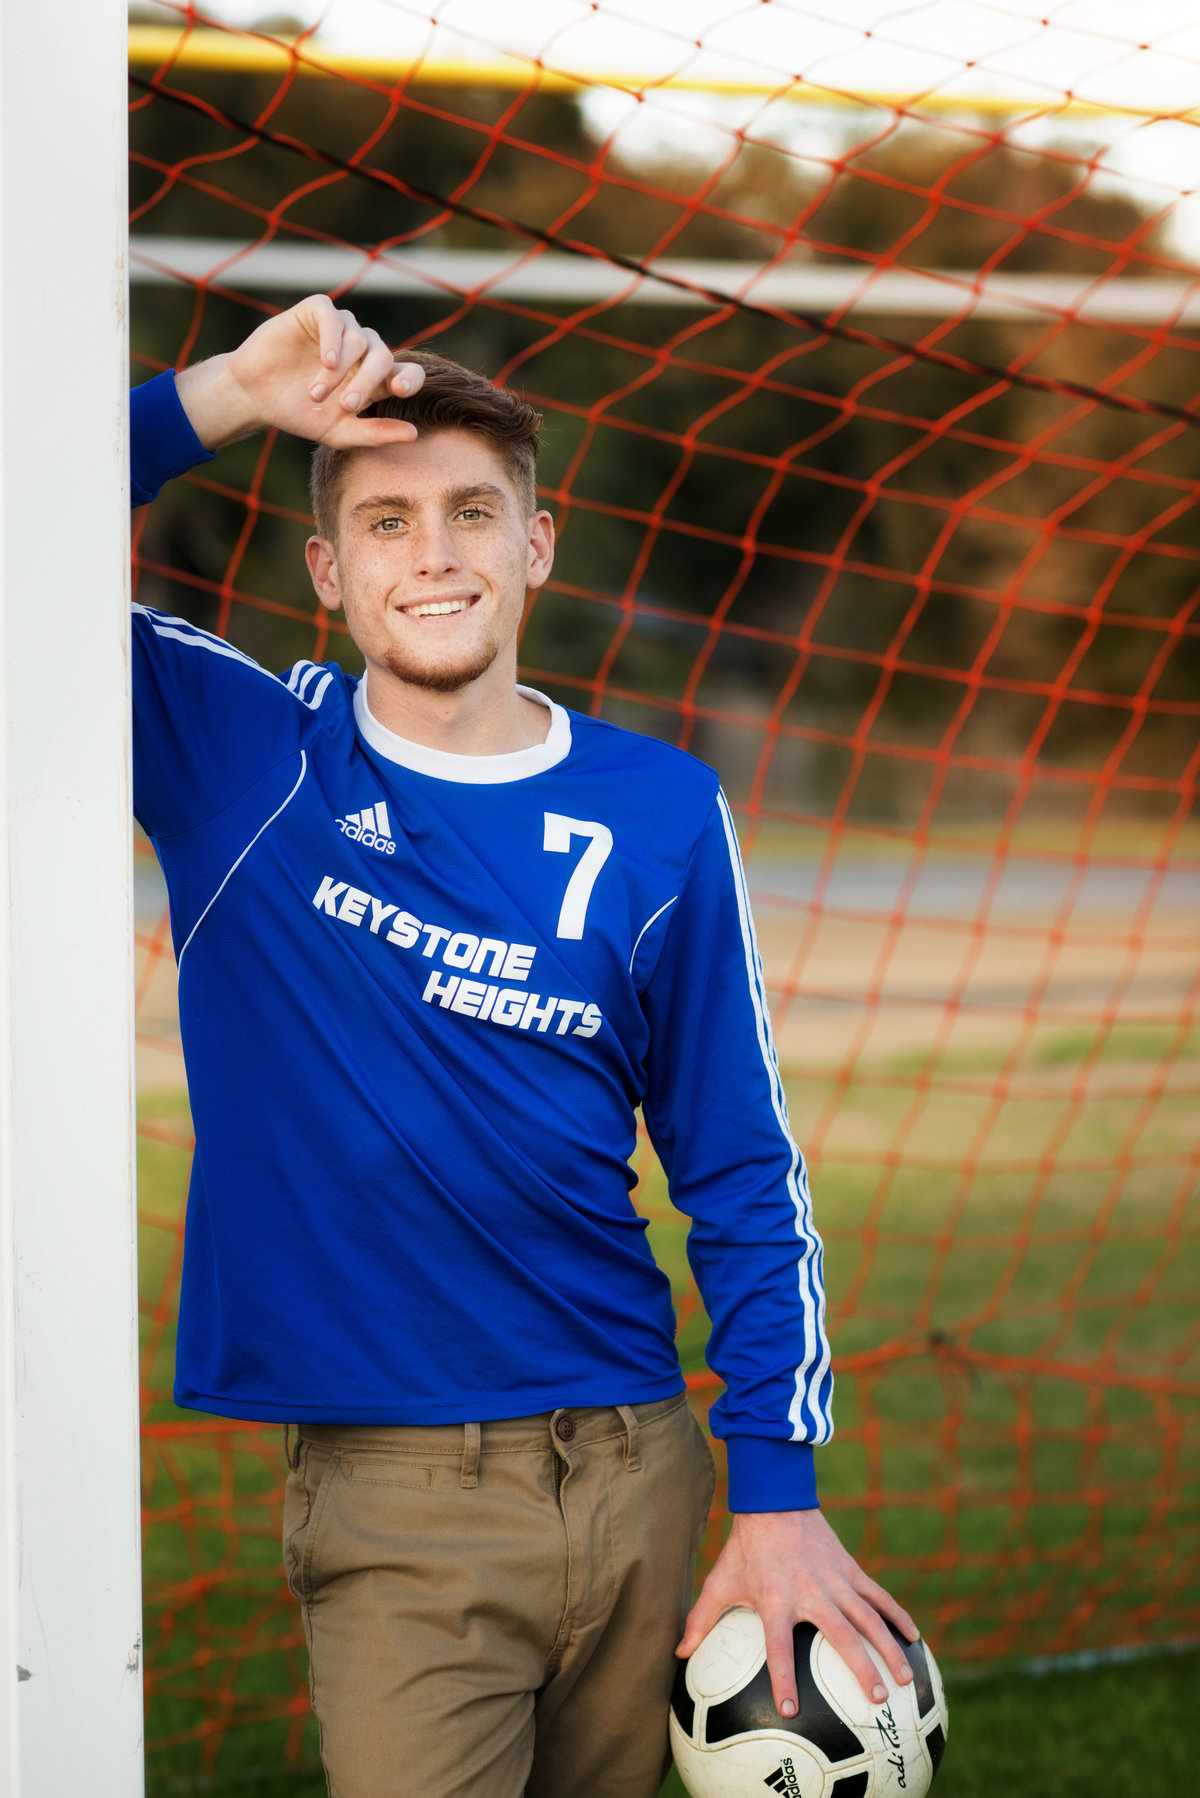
[{"left": 131, "top": 372, "right": 833, "bottom": 1511}]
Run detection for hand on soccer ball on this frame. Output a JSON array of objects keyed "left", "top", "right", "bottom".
[
  {"left": 174, "top": 295, "right": 427, "bottom": 451},
  {"left": 677, "top": 1509, "right": 920, "bottom": 1716}
]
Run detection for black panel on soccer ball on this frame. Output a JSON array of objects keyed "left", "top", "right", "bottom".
[
  {"left": 704, "top": 1622, "right": 864, "bottom": 1762},
  {"left": 888, "top": 1623, "right": 935, "bottom": 1721},
  {"left": 670, "top": 1656, "right": 695, "bottom": 1738}
]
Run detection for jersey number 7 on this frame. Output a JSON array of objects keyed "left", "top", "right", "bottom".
[{"left": 543, "top": 813, "right": 613, "bottom": 939}]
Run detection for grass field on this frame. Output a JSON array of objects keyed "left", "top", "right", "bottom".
[
  {"left": 145, "top": 1648, "right": 1200, "bottom": 1796},
  {"left": 136, "top": 1018, "right": 1199, "bottom": 1793}
]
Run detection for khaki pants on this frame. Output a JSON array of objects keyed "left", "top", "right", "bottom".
[{"left": 283, "top": 1393, "right": 715, "bottom": 1798}]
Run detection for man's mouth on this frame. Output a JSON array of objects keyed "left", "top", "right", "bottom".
[{"left": 400, "top": 591, "right": 480, "bottom": 619}]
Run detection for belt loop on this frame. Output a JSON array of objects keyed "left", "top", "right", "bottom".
[
  {"left": 283, "top": 1423, "right": 301, "bottom": 1472},
  {"left": 461, "top": 1421, "right": 481, "bottom": 1490},
  {"left": 617, "top": 1404, "right": 642, "bottom": 1473}
]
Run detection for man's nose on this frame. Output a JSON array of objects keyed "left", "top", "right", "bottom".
[{"left": 411, "top": 520, "right": 461, "bottom": 578}]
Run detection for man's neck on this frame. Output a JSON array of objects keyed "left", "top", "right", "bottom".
[{"left": 362, "top": 660, "right": 549, "bottom": 757}]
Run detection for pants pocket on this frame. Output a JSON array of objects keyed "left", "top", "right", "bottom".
[{"left": 282, "top": 1442, "right": 338, "bottom": 1604}]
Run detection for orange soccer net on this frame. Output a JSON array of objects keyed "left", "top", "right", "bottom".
[{"left": 129, "top": 3, "right": 1199, "bottom": 1784}]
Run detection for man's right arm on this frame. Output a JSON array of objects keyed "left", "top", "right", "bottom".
[
  {"left": 131, "top": 295, "right": 428, "bottom": 508},
  {"left": 130, "top": 372, "right": 213, "bottom": 508},
  {"left": 130, "top": 298, "right": 428, "bottom": 841}
]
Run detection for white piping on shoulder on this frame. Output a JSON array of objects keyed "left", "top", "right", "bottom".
[
  {"left": 629, "top": 897, "right": 678, "bottom": 975},
  {"left": 177, "top": 753, "right": 308, "bottom": 968},
  {"left": 286, "top": 661, "right": 334, "bottom": 709},
  {"left": 715, "top": 790, "right": 833, "bottom": 1447},
  {"left": 134, "top": 603, "right": 273, "bottom": 677},
  {"left": 137, "top": 609, "right": 334, "bottom": 711}
]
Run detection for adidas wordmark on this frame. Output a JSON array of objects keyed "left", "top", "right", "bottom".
[{"left": 338, "top": 801, "right": 396, "bottom": 854}]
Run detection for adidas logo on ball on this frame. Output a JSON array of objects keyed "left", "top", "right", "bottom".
[
  {"left": 337, "top": 801, "right": 396, "bottom": 854},
  {"left": 670, "top": 1606, "right": 948, "bottom": 1798}
]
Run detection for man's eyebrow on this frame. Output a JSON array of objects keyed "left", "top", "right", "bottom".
[
  {"left": 349, "top": 484, "right": 508, "bottom": 517},
  {"left": 445, "top": 483, "right": 508, "bottom": 509},
  {"left": 349, "top": 493, "right": 414, "bottom": 517}
]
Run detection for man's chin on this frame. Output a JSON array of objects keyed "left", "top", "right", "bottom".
[{"left": 378, "top": 641, "right": 500, "bottom": 695}]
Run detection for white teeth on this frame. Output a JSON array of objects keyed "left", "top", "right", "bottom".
[{"left": 405, "top": 598, "right": 472, "bottom": 618}]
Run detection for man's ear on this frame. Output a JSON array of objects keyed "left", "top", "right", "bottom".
[
  {"left": 306, "top": 535, "right": 342, "bottom": 612},
  {"left": 525, "top": 509, "right": 555, "bottom": 591}
]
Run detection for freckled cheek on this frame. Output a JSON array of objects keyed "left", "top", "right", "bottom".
[
  {"left": 346, "top": 551, "right": 408, "bottom": 607},
  {"left": 492, "top": 540, "right": 535, "bottom": 591}
]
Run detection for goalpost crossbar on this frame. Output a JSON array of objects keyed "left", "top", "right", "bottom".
[{"left": 126, "top": 25, "right": 1200, "bottom": 126}]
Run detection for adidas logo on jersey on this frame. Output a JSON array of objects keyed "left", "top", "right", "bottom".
[
  {"left": 764, "top": 1763, "right": 803, "bottom": 1796},
  {"left": 338, "top": 801, "right": 396, "bottom": 855}
]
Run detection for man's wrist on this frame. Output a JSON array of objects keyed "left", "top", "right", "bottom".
[
  {"left": 174, "top": 353, "right": 262, "bottom": 451},
  {"left": 723, "top": 1436, "right": 818, "bottom": 1513},
  {"left": 130, "top": 371, "right": 215, "bottom": 507}
]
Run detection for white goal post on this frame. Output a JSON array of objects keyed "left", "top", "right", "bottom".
[{"left": 0, "top": 3, "right": 142, "bottom": 1795}]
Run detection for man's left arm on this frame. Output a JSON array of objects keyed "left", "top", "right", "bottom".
[{"left": 639, "top": 789, "right": 918, "bottom": 1716}]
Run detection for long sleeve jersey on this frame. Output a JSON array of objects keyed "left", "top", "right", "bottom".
[{"left": 130, "top": 372, "right": 833, "bottom": 1510}]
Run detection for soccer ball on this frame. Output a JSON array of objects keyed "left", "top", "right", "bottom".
[{"left": 670, "top": 1607, "right": 948, "bottom": 1798}]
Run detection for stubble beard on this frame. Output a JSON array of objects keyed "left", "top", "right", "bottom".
[{"left": 376, "top": 629, "right": 504, "bottom": 695}]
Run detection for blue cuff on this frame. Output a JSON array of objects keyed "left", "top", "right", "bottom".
[
  {"left": 130, "top": 370, "right": 213, "bottom": 508},
  {"left": 724, "top": 1437, "right": 819, "bottom": 1513}
]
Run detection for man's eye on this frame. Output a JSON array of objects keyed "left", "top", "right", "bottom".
[
  {"left": 376, "top": 517, "right": 403, "bottom": 533},
  {"left": 458, "top": 506, "right": 486, "bottom": 522}
]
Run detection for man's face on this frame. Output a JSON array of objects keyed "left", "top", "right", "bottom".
[{"left": 306, "top": 429, "right": 553, "bottom": 695}]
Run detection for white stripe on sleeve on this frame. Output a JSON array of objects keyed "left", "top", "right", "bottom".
[
  {"left": 715, "top": 790, "right": 833, "bottom": 1447},
  {"left": 134, "top": 604, "right": 275, "bottom": 679}
]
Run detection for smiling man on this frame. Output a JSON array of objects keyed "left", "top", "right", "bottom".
[
  {"left": 303, "top": 367, "right": 554, "bottom": 740},
  {"left": 131, "top": 297, "right": 916, "bottom": 1798}
]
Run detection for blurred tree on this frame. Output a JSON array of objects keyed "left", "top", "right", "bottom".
[{"left": 129, "top": 52, "right": 1199, "bottom": 817}]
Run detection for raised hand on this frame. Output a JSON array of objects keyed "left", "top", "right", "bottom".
[
  {"left": 677, "top": 1508, "right": 919, "bottom": 1712},
  {"left": 173, "top": 295, "right": 427, "bottom": 452}
]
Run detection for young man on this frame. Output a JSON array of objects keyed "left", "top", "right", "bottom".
[{"left": 131, "top": 296, "right": 917, "bottom": 1798}]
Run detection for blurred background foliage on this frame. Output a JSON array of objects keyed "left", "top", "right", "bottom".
[{"left": 130, "top": 54, "right": 1199, "bottom": 824}]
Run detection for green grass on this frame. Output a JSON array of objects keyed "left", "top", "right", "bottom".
[
  {"left": 135, "top": 1030, "right": 1200, "bottom": 1792},
  {"left": 147, "top": 1650, "right": 1200, "bottom": 1796}
]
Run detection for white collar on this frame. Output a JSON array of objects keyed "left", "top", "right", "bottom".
[{"left": 353, "top": 679, "right": 572, "bottom": 785}]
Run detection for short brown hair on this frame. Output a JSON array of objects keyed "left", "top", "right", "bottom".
[{"left": 309, "top": 348, "right": 542, "bottom": 539}]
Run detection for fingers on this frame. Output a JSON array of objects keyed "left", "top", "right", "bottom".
[
  {"left": 854, "top": 1570, "right": 919, "bottom": 1644},
  {"left": 307, "top": 310, "right": 426, "bottom": 428},
  {"left": 323, "top": 414, "right": 420, "bottom": 450},
  {"left": 766, "top": 1596, "right": 910, "bottom": 1717},
  {"left": 219, "top": 296, "right": 425, "bottom": 447},
  {"left": 308, "top": 310, "right": 380, "bottom": 406},
  {"left": 679, "top": 1514, "right": 922, "bottom": 1718},
  {"left": 339, "top": 328, "right": 398, "bottom": 412},
  {"left": 675, "top": 1591, "right": 726, "bottom": 1660},
  {"left": 817, "top": 1605, "right": 892, "bottom": 1706},
  {"left": 762, "top": 1612, "right": 800, "bottom": 1718},
  {"left": 843, "top": 1591, "right": 915, "bottom": 1696},
  {"left": 334, "top": 348, "right": 425, "bottom": 418},
  {"left": 308, "top": 311, "right": 370, "bottom": 404},
  {"left": 391, "top": 360, "right": 426, "bottom": 398},
  {"left": 311, "top": 294, "right": 342, "bottom": 374}
]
